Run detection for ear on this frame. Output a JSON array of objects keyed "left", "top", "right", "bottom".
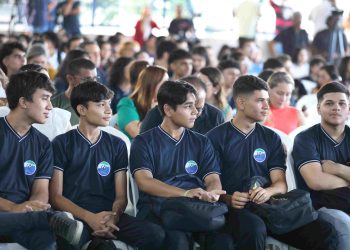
[
  {"left": 317, "top": 103, "right": 321, "bottom": 115},
  {"left": 77, "top": 104, "right": 87, "bottom": 117},
  {"left": 163, "top": 104, "right": 173, "bottom": 117},
  {"left": 18, "top": 97, "right": 27, "bottom": 109},
  {"left": 235, "top": 96, "right": 245, "bottom": 111}
]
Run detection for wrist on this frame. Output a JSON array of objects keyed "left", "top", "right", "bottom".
[{"left": 183, "top": 190, "right": 191, "bottom": 197}]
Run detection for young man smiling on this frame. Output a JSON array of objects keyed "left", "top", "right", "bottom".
[
  {"left": 50, "top": 81, "right": 164, "bottom": 249},
  {"left": 293, "top": 82, "right": 350, "bottom": 250}
]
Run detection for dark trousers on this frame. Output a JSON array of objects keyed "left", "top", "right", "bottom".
[
  {"left": 0, "top": 211, "right": 56, "bottom": 250},
  {"left": 141, "top": 210, "right": 234, "bottom": 250},
  {"left": 226, "top": 208, "right": 338, "bottom": 250},
  {"left": 58, "top": 213, "right": 165, "bottom": 250}
]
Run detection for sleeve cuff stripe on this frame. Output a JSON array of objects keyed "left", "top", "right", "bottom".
[
  {"left": 202, "top": 171, "right": 221, "bottom": 181},
  {"left": 298, "top": 160, "right": 320, "bottom": 171},
  {"left": 269, "top": 167, "right": 286, "bottom": 172},
  {"left": 132, "top": 167, "right": 152, "bottom": 175},
  {"left": 35, "top": 176, "right": 51, "bottom": 179},
  {"left": 54, "top": 166, "right": 64, "bottom": 171},
  {"left": 113, "top": 168, "right": 128, "bottom": 173}
]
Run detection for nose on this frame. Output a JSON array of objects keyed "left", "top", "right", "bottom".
[
  {"left": 47, "top": 100, "right": 53, "bottom": 110},
  {"left": 192, "top": 105, "right": 198, "bottom": 116},
  {"left": 105, "top": 103, "right": 112, "bottom": 113}
]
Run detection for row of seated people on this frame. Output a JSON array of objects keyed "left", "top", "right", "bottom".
[{"left": 1, "top": 70, "right": 349, "bottom": 249}]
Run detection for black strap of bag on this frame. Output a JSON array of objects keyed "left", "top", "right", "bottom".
[{"left": 247, "top": 189, "right": 318, "bottom": 235}]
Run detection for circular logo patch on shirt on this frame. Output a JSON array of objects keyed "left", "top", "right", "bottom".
[
  {"left": 185, "top": 160, "right": 198, "bottom": 174},
  {"left": 253, "top": 148, "right": 266, "bottom": 163},
  {"left": 24, "top": 160, "right": 37, "bottom": 175},
  {"left": 97, "top": 161, "right": 111, "bottom": 176}
]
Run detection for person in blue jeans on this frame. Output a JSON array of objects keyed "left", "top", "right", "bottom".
[{"left": 0, "top": 71, "right": 82, "bottom": 249}]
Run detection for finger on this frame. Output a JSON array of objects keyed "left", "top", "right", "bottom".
[
  {"left": 107, "top": 223, "right": 120, "bottom": 231},
  {"left": 233, "top": 200, "right": 248, "bottom": 206},
  {"left": 235, "top": 196, "right": 250, "bottom": 202},
  {"left": 211, "top": 190, "right": 226, "bottom": 195},
  {"left": 253, "top": 191, "right": 265, "bottom": 202}
]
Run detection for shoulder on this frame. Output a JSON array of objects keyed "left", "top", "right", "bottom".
[
  {"left": 52, "top": 129, "right": 75, "bottom": 145},
  {"left": 206, "top": 121, "right": 231, "bottom": 138},
  {"left": 118, "top": 97, "right": 135, "bottom": 107},
  {"left": 295, "top": 124, "right": 319, "bottom": 140}
]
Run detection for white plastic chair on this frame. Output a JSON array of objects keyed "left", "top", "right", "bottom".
[{"left": 267, "top": 127, "right": 296, "bottom": 191}]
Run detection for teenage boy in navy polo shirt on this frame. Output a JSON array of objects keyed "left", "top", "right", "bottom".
[
  {"left": 207, "top": 75, "right": 337, "bottom": 250},
  {"left": 293, "top": 82, "right": 350, "bottom": 250},
  {"left": 50, "top": 81, "right": 165, "bottom": 249},
  {"left": 0, "top": 71, "right": 82, "bottom": 249},
  {"left": 130, "top": 80, "right": 232, "bottom": 250}
]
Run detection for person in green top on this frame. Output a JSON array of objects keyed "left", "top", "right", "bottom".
[
  {"left": 117, "top": 65, "right": 168, "bottom": 139},
  {"left": 51, "top": 58, "right": 97, "bottom": 125}
]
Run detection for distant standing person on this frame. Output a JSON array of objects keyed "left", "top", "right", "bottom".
[
  {"left": 58, "top": 0, "right": 81, "bottom": 37},
  {"left": 168, "top": 4, "right": 196, "bottom": 42}
]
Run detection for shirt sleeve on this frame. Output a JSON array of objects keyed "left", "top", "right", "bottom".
[
  {"left": 197, "top": 137, "right": 221, "bottom": 181},
  {"left": 36, "top": 138, "right": 53, "bottom": 179},
  {"left": 117, "top": 97, "right": 140, "bottom": 131},
  {"left": 130, "top": 135, "right": 154, "bottom": 175},
  {"left": 292, "top": 130, "right": 320, "bottom": 172},
  {"left": 52, "top": 136, "right": 69, "bottom": 172},
  {"left": 267, "top": 133, "right": 287, "bottom": 172},
  {"left": 112, "top": 138, "right": 128, "bottom": 173}
]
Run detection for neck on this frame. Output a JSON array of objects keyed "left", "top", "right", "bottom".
[
  {"left": 78, "top": 119, "right": 101, "bottom": 143},
  {"left": 160, "top": 118, "right": 184, "bottom": 140},
  {"left": 232, "top": 113, "right": 256, "bottom": 134},
  {"left": 321, "top": 121, "right": 345, "bottom": 143},
  {"left": 6, "top": 110, "right": 32, "bottom": 136}
]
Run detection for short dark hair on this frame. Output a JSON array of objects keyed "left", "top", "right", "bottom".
[
  {"left": 258, "top": 70, "right": 274, "bottom": 82},
  {"left": 181, "top": 76, "right": 207, "bottom": 93},
  {"left": 6, "top": 71, "right": 55, "bottom": 110},
  {"left": 157, "top": 80, "right": 197, "bottom": 116},
  {"left": 263, "top": 58, "right": 284, "bottom": 70},
  {"left": 168, "top": 49, "right": 191, "bottom": 65},
  {"left": 70, "top": 81, "right": 114, "bottom": 116},
  {"left": 218, "top": 59, "right": 240, "bottom": 71},
  {"left": 232, "top": 75, "right": 269, "bottom": 101},
  {"left": 0, "top": 42, "right": 26, "bottom": 74},
  {"left": 317, "top": 81, "right": 349, "bottom": 102},
  {"left": 67, "top": 58, "right": 96, "bottom": 76},
  {"left": 19, "top": 64, "right": 46, "bottom": 73},
  {"left": 310, "top": 56, "right": 326, "bottom": 67},
  {"left": 156, "top": 40, "right": 177, "bottom": 59}
]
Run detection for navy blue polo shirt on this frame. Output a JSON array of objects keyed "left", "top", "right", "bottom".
[
  {"left": 0, "top": 117, "right": 53, "bottom": 203},
  {"left": 292, "top": 124, "right": 350, "bottom": 192},
  {"left": 52, "top": 128, "right": 128, "bottom": 213},
  {"left": 207, "top": 122, "right": 286, "bottom": 194},
  {"left": 130, "top": 126, "right": 221, "bottom": 215}
]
